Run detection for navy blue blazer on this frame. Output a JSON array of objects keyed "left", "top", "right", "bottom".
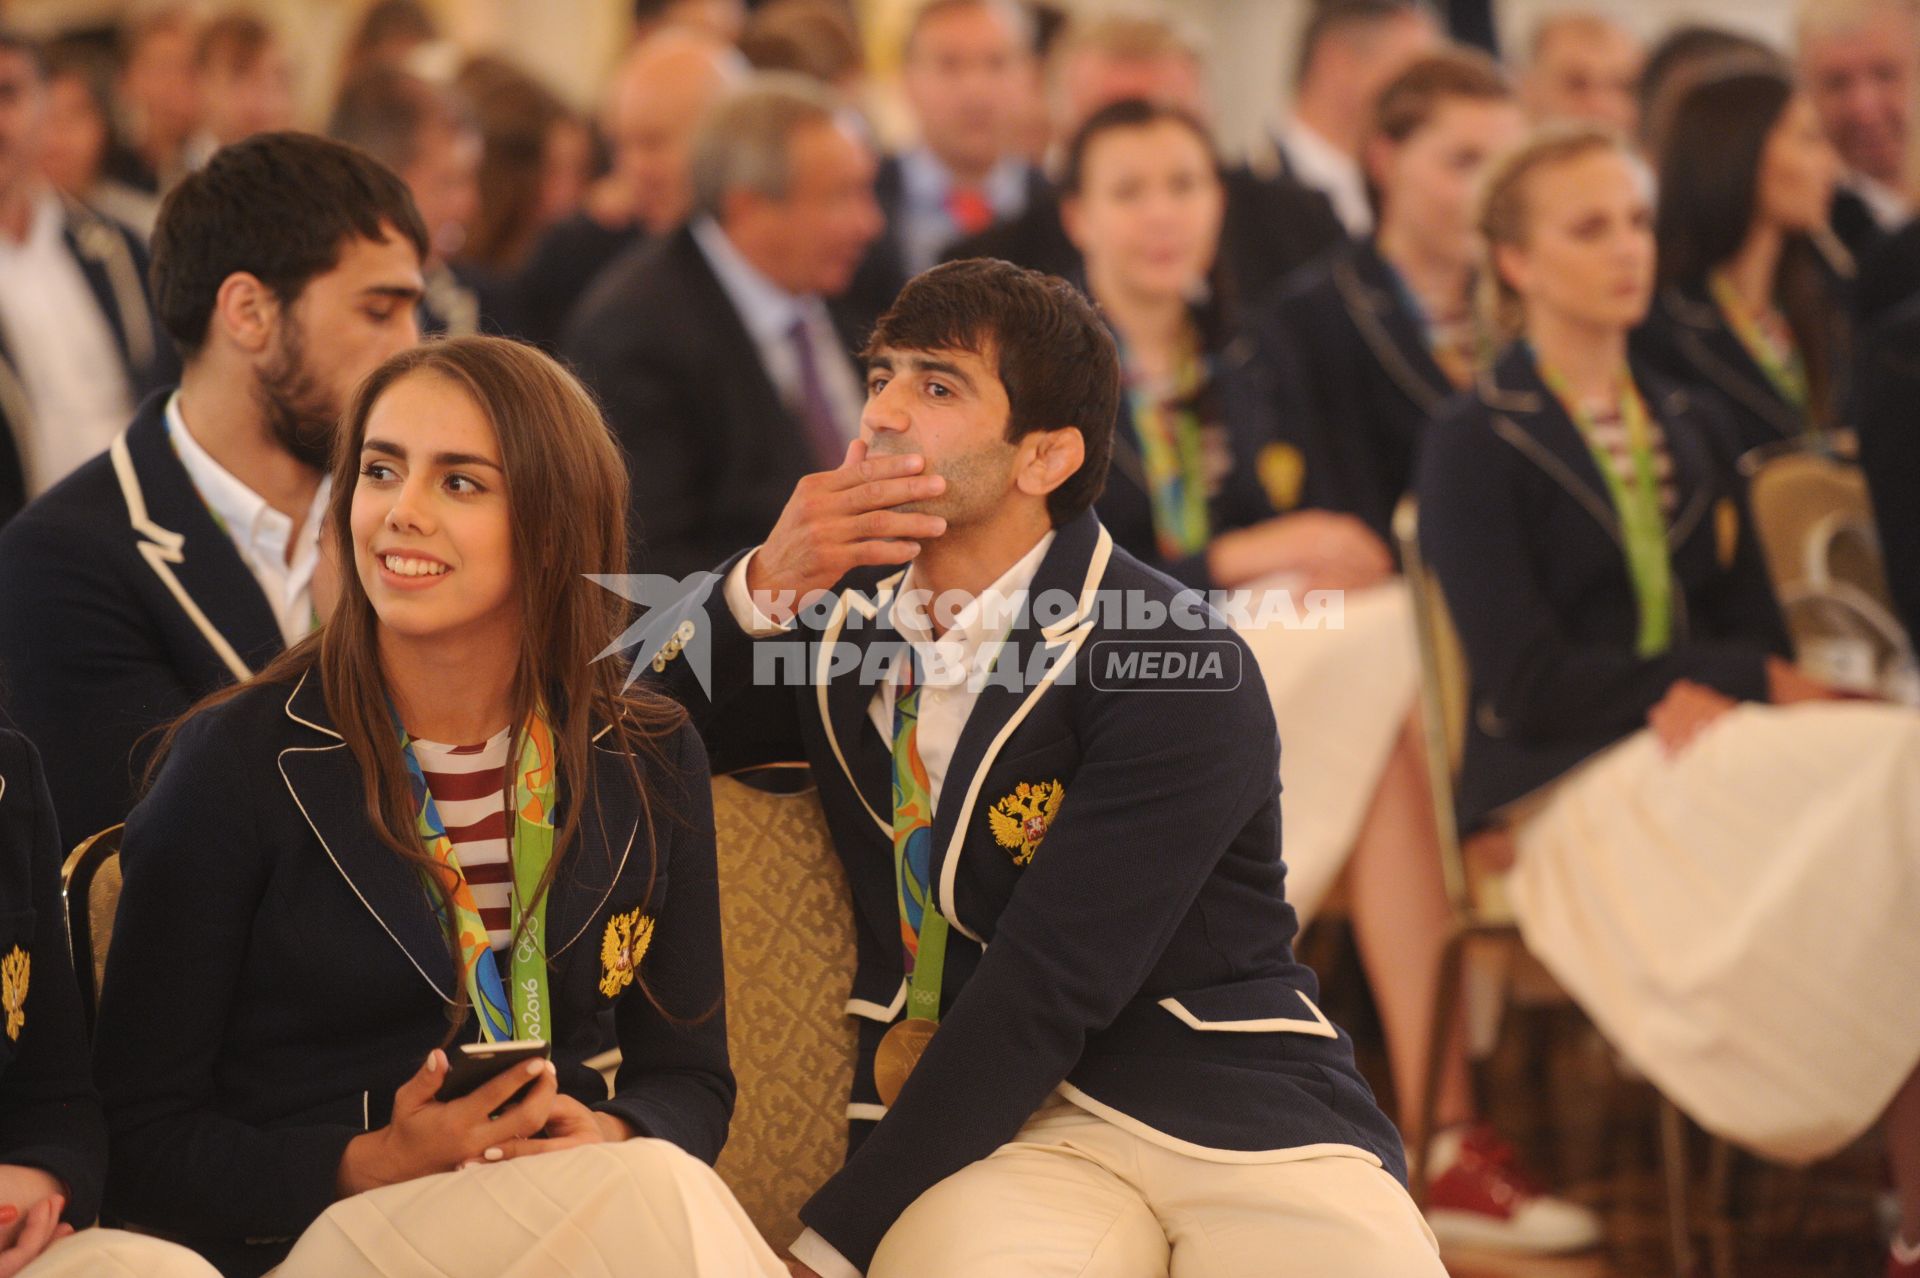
[
  {"left": 1857, "top": 293, "right": 1920, "bottom": 648},
  {"left": 559, "top": 225, "right": 867, "bottom": 579},
  {"left": 0, "top": 730, "right": 107, "bottom": 1226},
  {"left": 1094, "top": 318, "right": 1282, "bottom": 587},
  {"left": 0, "top": 392, "right": 284, "bottom": 853},
  {"left": 1632, "top": 279, "right": 1833, "bottom": 458},
  {"left": 1417, "top": 345, "right": 1791, "bottom": 833},
  {"left": 92, "top": 671, "right": 731, "bottom": 1277},
  {"left": 1255, "top": 239, "right": 1458, "bottom": 544},
  {"left": 0, "top": 197, "right": 178, "bottom": 527},
  {"left": 652, "top": 510, "right": 1405, "bottom": 1271}
]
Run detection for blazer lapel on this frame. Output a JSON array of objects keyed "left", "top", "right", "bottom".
[
  {"left": 1339, "top": 243, "right": 1455, "bottom": 415},
  {"left": 1479, "top": 347, "right": 1627, "bottom": 548},
  {"left": 930, "top": 512, "right": 1110, "bottom": 942},
  {"left": 1658, "top": 285, "right": 1803, "bottom": 441},
  {"left": 545, "top": 734, "right": 640, "bottom": 966},
  {"left": 61, "top": 199, "right": 156, "bottom": 375},
  {"left": 814, "top": 572, "right": 907, "bottom": 839},
  {"left": 276, "top": 672, "right": 458, "bottom": 1004},
  {"left": 114, "top": 398, "right": 286, "bottom": 676}
]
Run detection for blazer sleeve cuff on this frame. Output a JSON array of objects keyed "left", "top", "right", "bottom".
[
  {"left": 722, "top": 547, "right": 799, "bottom": 637},
  {"left": 791, "top": 1226, "right": 863, "bottom": 1278}
]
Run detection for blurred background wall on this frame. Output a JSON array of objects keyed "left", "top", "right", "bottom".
[{"left": 2, "top": 0, "right": 1800, "bottom": 159}]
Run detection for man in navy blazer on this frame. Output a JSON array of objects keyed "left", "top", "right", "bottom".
[
  {"left": 0, "top": 133, "right": 425, "bottom": 851},
  {"left": 648, "top": 260, "right": 1436, "bottom": 1277},
  {"left": 0, "top": 31, "right": 177, "bottom": 527}
]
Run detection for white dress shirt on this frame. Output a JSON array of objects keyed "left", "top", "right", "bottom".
[
  {"left": 690, "top": 217, "right": 865, "bottom": 451},
  {"left": 165, "top": 391, "right": 329, "bottom": 647},
  {"left": 0, "top": 189, "right": 136, "bottom": 496},
  {"left": 894, "top": 147, "right": 1032, "bottom": 278},
  {"left": 1275, "top": 118, "right": 1371, "bottom": 237},
  {"left": 723, "top": 530, "right": 1057, "bottom": 1278}
]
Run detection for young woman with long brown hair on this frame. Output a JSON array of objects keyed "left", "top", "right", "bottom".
[
  {"left": 1635, "top": 66, "right": 1848, "bottom": 455},
  {"left": 90, "top": 337, "right": 784, "bottom": 1277},
  {"left": 1418, "top": 127, "right": 1920, "bottom": 1278}
]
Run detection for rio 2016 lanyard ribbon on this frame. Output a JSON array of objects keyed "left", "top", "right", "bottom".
[
  {"left": 1540, "top": 362, "right": 1674, "bottom": 658},
  {"left": 1124, "top": 333, "right": 1212, "bottom": 561},
  {"left": 875, "top": 647, "right": 946, "bottom": 1105},
  {"left": 397, "top": 712, "right": 558, "bottom": 1043},
  {"left": 1709, "top": 270, "right": 1811, "bottom": 419}
]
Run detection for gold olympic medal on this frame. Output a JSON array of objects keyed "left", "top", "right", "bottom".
[{"left": 873, "top": 1017, "right": 938, "bottom": 1107}]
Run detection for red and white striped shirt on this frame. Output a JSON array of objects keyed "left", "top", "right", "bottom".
[{"left": 412, "top": 728, "right": 514, "bottom": 950}]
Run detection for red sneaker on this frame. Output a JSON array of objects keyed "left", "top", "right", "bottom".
[{"left": 1425, "top": 1124, "right": 1602, "bottom": 1254}]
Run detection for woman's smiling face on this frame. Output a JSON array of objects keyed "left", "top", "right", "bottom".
[{"left": 350, "top": 369, "right": 518, "bottom": 645}]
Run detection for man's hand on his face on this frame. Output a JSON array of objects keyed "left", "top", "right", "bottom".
[{"left": 744, "top": 440, "right": 947, "bottom": 625}]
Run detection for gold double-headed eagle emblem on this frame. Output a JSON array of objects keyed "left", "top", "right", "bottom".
[
  {"left": 599, "top": 908, "right": 655, "bottom": 998},
  {"left": 2, "top": 946, "right": 28, "bottom": 1041},
  {"left": 988, "top": 780, "right": 1065, "bottom": 866}
]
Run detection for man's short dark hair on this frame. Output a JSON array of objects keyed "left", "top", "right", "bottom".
[
  {"left": 866, "top": 259, "right": 1119, "bottom": 527},
  {"left": 1294, "top": 0, "right": 1428, "bottom": 85},
  {"left": 151, "top": 131, "right": 429, "bottom": 357}
]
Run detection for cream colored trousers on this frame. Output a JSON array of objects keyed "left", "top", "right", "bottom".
[
  {"left": 270, "top": 1138, "right": 786, "bottom": 1277},
  {"left": 868, "top": 1099, "right": 1443, "bottom": 1278},
  {"left": 20, "top": 1228, "right": 220, "bottom": 1276}
]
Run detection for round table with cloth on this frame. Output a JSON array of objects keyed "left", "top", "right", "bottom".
[{"left": 1233, "top": 578, "right": 1418, "bottom": 926}]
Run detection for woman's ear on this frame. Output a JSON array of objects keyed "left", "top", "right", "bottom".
[
  {"left": 210, "top": 271, "right": 279, "bottom": 357},
  {"left": 1492, "top": 240, "right": 1530, "bottom": 303},
  {"left": 1017, "top": 426, "right": 1087, "bottom": 501}
]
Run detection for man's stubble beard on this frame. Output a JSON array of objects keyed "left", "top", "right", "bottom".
[{"left": 255, "top": 311, "right": 339, "bottom": 472}]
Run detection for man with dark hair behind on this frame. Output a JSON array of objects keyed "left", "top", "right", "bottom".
[
  {"left": 329, "top": 66, "right": 488, "bottom": 337},
  {"left": 650, "top": 258, "right": 1441, "bottom": 1278},
  {"left": 0, "top": 131, "right": 425, "bottom": 850}
]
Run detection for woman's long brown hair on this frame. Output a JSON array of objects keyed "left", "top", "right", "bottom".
[{"left": 156, "top": 335, "right": 688, "bottom": 1030}]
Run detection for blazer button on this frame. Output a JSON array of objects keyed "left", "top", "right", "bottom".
[{"left": 675, "top": 620, "right": 696, "bottom": 641}]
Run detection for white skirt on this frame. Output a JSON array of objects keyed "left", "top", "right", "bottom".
[
  {"left": 1509, "top": 701, "right": 1920, "bottom": 1163},
  {"left": 271, "top": 1139, "right": 787, "bottom": 1277},
  {"left": 1236, "top": 579, "right": 1418, "bottom": 924}
]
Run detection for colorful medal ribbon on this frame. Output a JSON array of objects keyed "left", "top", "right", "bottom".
[
  {"left": 398, "top": 711, "right": 558, "bottom": 1042},
  {"left": 1542, "top": 364, "right": 1675, "bottom": 658},
  {"left": 891, "top": 649, "right": 948, "bottom": 1025},
  {"left": 1125, "top": 335, "right": 1212, "bottom": 560},
  {"left": 1709, "top": 270, "right": 1811, "bottom": 417}
]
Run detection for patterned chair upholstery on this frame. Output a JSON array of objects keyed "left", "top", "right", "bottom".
[{"left": 709, "top": 767, "right": 859, "bottom": 1249}]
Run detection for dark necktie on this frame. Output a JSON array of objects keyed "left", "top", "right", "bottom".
[
  {"left": 946, "top": 186, "right": 995, "bottom": 238},
  {"left": 788, "top": 314, "right": 847, "bottom": 469}
]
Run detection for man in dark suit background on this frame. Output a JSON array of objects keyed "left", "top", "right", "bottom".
[
  {"left": 0, "top": 30, "right": 177, "bottom": 528},
  {"left": 513, "top": 28, "right": 744, "bottom": 350},
  {"left": 562, "top": 72, "right": 882, "bottom": 579},
  {"left": 947, "top": 13, "right": 1347, "bottom": 305},
  {"left": 0, "top": 132, "right": 424, "bottom": 851},
  {"left": 1795, "top": 0, "right": 1915, "bottom": 263},
  {"left": 844, "top": 0, "right": 1048, "bottom": 331}
]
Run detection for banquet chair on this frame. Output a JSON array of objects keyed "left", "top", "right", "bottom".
[
  {"left": 706, "top": 764, "right": 859, "bottom": 1249},
  {"left": 1394, "top": 496, "right": 1707, "bottom": 1277},
  {"left": 60, "top": 823, "right": 124, "bottom": 1033}
]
